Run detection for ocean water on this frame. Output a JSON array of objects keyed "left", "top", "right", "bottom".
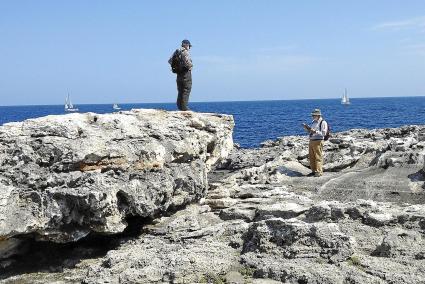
[{"left": 1, "top": 97, "right": 424, "bottom": 148}]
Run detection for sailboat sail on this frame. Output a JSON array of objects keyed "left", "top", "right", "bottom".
[
  {"left": 65, "top": 94, "right": 79, "bottom": 112},
  {"left": 341, "top": 89, "right": 350, "bottom": 105}
]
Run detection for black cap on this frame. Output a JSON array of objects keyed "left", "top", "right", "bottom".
[{"left": 181, "top": 39, "right": 192, "bottom": 47}]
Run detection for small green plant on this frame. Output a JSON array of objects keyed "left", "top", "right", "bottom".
[
  {"left": 201, "top": 273, "right": 225, "bottom": 284},
  {"left": 347, "top": 255, "right": 367, "bottom": 272},
  {"left": 348, "top": 255, "right": 361, "bottom": 266},
  {"left": 239, "top": 266, "right": 255, "bottom": 277},
  {"left": 198, "top": 275, "right": 208, "bottom": 283}
]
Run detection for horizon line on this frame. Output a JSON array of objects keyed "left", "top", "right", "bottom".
[{"left": 0, "top": 95, "right": 424, "bottom": 108}]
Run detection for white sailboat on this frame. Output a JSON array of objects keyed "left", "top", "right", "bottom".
[
  {"left": 113, "top": 103, "right": 121, "bottom": 110},
  {"left": 341, "top": 88, "right": 350, "bottom": 105},
  {"left": 65, "top": 94, "right": 79, "bottom": 112}
]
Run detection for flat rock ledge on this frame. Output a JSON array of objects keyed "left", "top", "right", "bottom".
[{"left": 0, "top": 109, "right": 234, "bottom": 250}]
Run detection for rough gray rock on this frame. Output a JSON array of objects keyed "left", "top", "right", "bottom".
[
  {"left": 0, "top": 110, "right": 233, "bottom": 248},
  {"left": 254, "top": 203, "right": 309, "bottom": 221},
  {"left": 3, "top": 123, "right": 425, "bottom": 284},
  {"left": 373, "top": 228, "right": 425, "bottom": 258},
  {"left": 305, "top": 201, "right": 345, "bottom": 222},
  {"left": 243, "top": 218, "right": 355, "bottom": 263},
  {"left": 80, "top": 204, "right": 244, "bottom": 284}
]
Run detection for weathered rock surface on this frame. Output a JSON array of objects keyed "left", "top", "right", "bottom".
[
  {"left": 0, "top": 110, "right": 233, "bottom": 253},
  {"left": 2, "top": 123, "right": 425, "bottom": 283}
]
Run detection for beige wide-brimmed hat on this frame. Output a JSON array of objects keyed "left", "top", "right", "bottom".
[{"left": 311, "top": 109, "right": 322, "bottom": 116}]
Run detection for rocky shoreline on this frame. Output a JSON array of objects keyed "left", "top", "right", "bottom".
[{"left": 1, "top": 110, "right": 425, "bottom": 283}]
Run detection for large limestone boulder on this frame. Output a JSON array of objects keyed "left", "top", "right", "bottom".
[{"left": 0, "top": 109, "right": 234, "bottom": 247}]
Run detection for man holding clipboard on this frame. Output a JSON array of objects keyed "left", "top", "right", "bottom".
[{"left": 303, "top": 109, "right": 328, "bottom": 177}]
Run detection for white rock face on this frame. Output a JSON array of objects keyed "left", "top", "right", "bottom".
[
  {"left": 2, "top": 123, "right": 425, "bottom": 284},
  {"left": 0, "top": 109, "right": 234, "bottom": 244}
]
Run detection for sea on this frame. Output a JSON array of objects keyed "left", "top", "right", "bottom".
[{"left": 1, "top": 97, "right": 424, "bottom": 148}]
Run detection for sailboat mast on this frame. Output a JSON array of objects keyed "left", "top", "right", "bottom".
[{"left": 69, "top": 95, "right": 73, "bottom": 108}]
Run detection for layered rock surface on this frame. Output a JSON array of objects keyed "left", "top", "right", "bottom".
[
  {"left": 2, "top": 123, "right": 425, "bottom": 284},
  {"left": 0, "top": 110, "right": 233, "bottom": 257}
]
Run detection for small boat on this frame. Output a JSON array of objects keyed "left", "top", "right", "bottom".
[
  {"left": 113, "top": 103, "right": 121, "bottom": 110},
  {"left": 65, "top": 94, "right": 79, "bottom": 112},
  {"left": 341, "top": 88, "right": 350, "bottom": 105}
]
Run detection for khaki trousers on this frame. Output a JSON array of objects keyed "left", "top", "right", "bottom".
[{"left": 309, "top": 140, "right": 324, "bottom": 174}]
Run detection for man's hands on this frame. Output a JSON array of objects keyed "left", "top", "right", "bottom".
[
  {"left": 302, "top": 123, "right": 311, "bottom": 131},
  {"left": 302, "top": 123, "right": 315, "bottom": 134}
]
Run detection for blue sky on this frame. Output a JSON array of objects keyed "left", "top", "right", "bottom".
[{"left": 0, "top": 1, "right": 424, "bottom": 106}]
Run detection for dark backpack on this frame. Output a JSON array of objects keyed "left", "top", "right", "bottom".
[
  {"left": 320, "top": 120, "right": 331, "bottom": 141},
  {"left": 170, "top": 49, "right": 183, "bottom": 73}
]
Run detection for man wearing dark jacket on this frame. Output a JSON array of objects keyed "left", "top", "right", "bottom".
[{"left": 169, "top": 39, "right": 193, "bottom": 111}]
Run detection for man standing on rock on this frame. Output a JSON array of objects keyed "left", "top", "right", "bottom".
[
  {"left": 169, "top": 39, "right": 193, "bottom": 111},
  {"left": 303, "top": 109, "right": 328, "bottom": 177}
]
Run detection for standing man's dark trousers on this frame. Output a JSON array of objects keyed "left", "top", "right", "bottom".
[{"left": 176, "top": 71, "right": 192, "bottom": 111}]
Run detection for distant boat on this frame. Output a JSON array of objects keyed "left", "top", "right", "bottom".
[
  {"left": 113, "top": 103, "right": 121, "bottom": 110},
  {"left": 65, "top": 94, "right": 79, "bottom": 112},
  {"left": 341, "top": 88, "right": 350, "bottom": 105}
]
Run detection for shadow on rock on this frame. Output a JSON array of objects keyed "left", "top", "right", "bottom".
[{"left": 0, "top": 216, "right": 151, "bottom": 280}]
